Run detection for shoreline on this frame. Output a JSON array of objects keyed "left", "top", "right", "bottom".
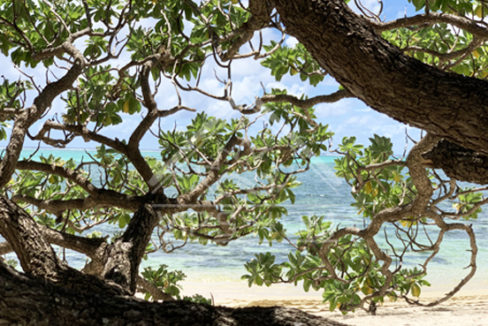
[
  {"left": 180, "top": 268, "right": 488, "bottom": 300},
  {"left": 232, "top": 294, "right": 488, "bottom": 326},
  {"left": 180, "top": 277, "right": 488, "bottom": 325}
]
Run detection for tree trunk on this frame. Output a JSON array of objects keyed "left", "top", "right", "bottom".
[
  {"left": 0, "top": 263, "right": 345, "bottom": 326},
  {"left": 0, "top": 195, "right": 127, "bottom": 295},
  {"left": 97, "top": 204, "right": 160, "bottom": 294},
  {"left": 272, "top": 0, "right": 488, "bottom": 157},
  {"left": 0, "top": 196, "right": 60, "bottom": 280},
  {"left": 0, "top": 196, "right": 347, "bottom": 325}
]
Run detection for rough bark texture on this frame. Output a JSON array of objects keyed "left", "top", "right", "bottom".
[
  {"left": 272, "top": 0, "right": 488, "bottom": 156},
  {"left": 0, "top": 196, "right": 126, "bottom": 296},
  {"left": 423, "top": 140, "right": 488, "bottom": 184},
  {"left": 0, "top": 196, "right": 60, "bottom": 280},
  {"left": 0, "top": 263, "right": 345, "bottom": 326},
  {"left": 0, "top": 196, "right": 346, "bottom": 325},
  {"left": 99, "top": 204, "right": 160, "bottom": 294}
]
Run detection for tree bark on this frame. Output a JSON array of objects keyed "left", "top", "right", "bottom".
[
  {"left": 0, "top": 195, "right": 348, "bottom": 325},
  {"left": 272, "top": 0, "right": 488, "bottom": 157},
  {"left": 0, "top": 262, "right": 345, "bottom": 326},
  {"left": 98, "top": 204, "right": 161, "bottom": 294},
  {"left": 423, "top": 140, "right": 488, "bottom": 184},
  {"left": 0, "top": 49, "right": 85, "bottom": 188},
  {"left": 0, "top": 196, "right": 60, "bottom": 280},
  {"left": 0, "top": 195, "right": 126, "bottom": 294}
]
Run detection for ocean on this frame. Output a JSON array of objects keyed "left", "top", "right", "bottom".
[{"left": 9, "top": 149, "right": 488, "bottom": 294}]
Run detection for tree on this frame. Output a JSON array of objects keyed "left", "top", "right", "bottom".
[
  {"left": 0, "top": 0, "right": 486, "bottom": 323},
  {"left": 272, "top": 0, "right": 488, "bottom": 183}
]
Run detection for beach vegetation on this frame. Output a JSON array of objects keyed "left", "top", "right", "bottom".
[{"left": 0, "top": 0, "right": 487, "bottom": 323}]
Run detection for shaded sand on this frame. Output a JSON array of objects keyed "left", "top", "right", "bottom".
[
  {"left": 180, "top": 277, "right": 488, "bottom": 325},
  {"left": 230, "top": 295, "right": 488, "bottom": 326}
]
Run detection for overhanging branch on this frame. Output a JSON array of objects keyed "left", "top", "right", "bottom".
[
  {"left": 423, "top": 139, "right": 488, "bottom": 184},
  {"left": 272, "top": 0, "right": 488, "bottom": 156},
  {"left": 374, "top": 13, "right": 488, "bottom": 40},
  {"left": 12, "top": 192, "right": 142, "bottom": 214}
]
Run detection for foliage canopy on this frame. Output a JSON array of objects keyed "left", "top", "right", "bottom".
[{"left": 0, "top": 0, "right": 487, "bottom": 321}]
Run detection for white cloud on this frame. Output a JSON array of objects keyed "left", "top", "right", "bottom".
[
  {"left": 198, "top": 98, "right": 240, "bottom": 120},
  {"left": 231, "top": 57, "right": 268, "bottom": 77},
  {"left": 199, "top": 77, "right": 226, "bottom": 97},
  {"left": 344, "top": 115, "right": 372, "bottom": 126},
  {"left": 285, "top": 36, "right": 299, "bottom": 48},
  {"left": 0, "top": 56, "right": 21, "bottom": 80},
  {"left": 315, "top": 98, "right": 359, "bottom": 118},
  {"left": 232, "top": 76, "right": 263, "bottom": 102},
  {"left": 154, "top": 89, "right": 179, "bottom": 109}
]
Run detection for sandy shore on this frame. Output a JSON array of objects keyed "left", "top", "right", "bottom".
[
  {"left": 180, "top": 276, "right": 488, "bottom": 325},
  {"left": 228, "top": 294, "right": 488, "bottom": 326}
]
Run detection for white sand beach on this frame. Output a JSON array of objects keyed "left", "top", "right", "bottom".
[{"left": 181, "top": 275, "right": 488, "bottom": 325}]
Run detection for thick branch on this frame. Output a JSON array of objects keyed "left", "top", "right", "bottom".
[
  {"left": 128, "top": 62, "right": 159, "bottom": 149},
  {"left": 406, "top": 134, "right": 436, "bottom": 215},
  {"left": 98, "top": 203, "right": 163, "bottom": 294},
  {"left": 179, "top": 135, "right": 241, "bottom": 203},
  {"left": 0, "top": 228, "right": 104, "bottom": 258},
  {"left": 0, "top": 196, "right": 60, "bottom": 279},
  {"left": 42, "top": 226, "right": 106, "bottom": 258},
  {"left": 127, "top": 64, "right": 193, "bottom": 189},
  {"left": 13, "top": 191, "right": 142, "bottom": 214},
  {"left": 137, "top": 275, "right": 175, "bottom": 302},
  {"left": 33, "top": 121, "right": 127, "bottom": 153},
  {"left": 14, "top": 159, "right": 147, "bottom": 212},
  {"left": 0, "top": 241, "right": 12, "bottom": 255},
  {"left": 272, "top": 0, "right": 488, "bottom": 155},
  {"left": 0, "top": 44, "right": 85, "bottom": 187},
  {"left": 0, "top": 108, "right": 20, "bottom": 121},
  {"left": 219, "top": 0, "right": 273, "bottom": 61},
  {"left": 374, "top": 13, "right": 488, "bottom": 39},
  {"left": 16, "top": 160, "right": 97, "bottom": 193},
  {"left": 423, "top": 139, "right": 488, "bottom": 184},
  {"left": 0, "top": 262, "right": 341, "bottom": 326},
  {"left": 33, "top": 120, "right": 157, "bottom": 186}
]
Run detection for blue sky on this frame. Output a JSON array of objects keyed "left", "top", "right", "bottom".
[{"left": 0, "top": 1, "right": 422, "bottom": 155}]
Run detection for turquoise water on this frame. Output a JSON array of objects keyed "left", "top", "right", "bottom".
[{"left": 8, "top": 149, "right": 488, "bottom": 293}]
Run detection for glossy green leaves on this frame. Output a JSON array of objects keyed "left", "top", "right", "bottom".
[{"left": 262, "top": 43, "right": 326, "bottom": 86}]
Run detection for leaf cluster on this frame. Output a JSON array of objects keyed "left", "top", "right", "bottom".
[{"left": 141, "top": 264, "right": 212, "bottom": 304}]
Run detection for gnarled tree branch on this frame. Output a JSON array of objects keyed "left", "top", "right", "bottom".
[{"left": 272, "top": 0, "right": 488, "bottom": 159}]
